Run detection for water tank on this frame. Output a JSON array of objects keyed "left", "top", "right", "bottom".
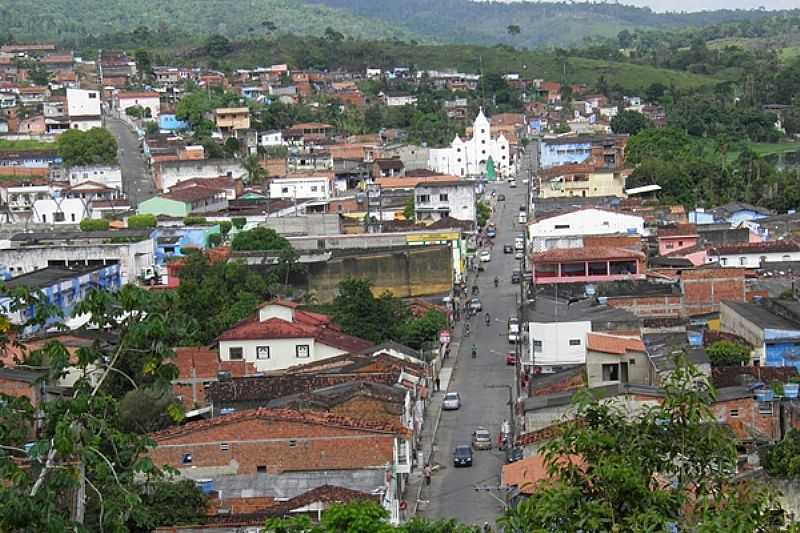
[
  {"left": 785, "top": 383, "right": 799, "bottom": 399},
  {"left": 196, "top": 479, "right": 215, "bottom": 494},
  {"left": 755, "top": 389, "right": 774, "bottom": 402},
  {"left": 686, "top": 331, "right": 703, "bottom": 347}
]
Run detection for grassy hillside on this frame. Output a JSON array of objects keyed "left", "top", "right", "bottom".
[
  {"left": 224, "top": 37, "right": 719, "bottom": 91},
  {"left": 304, "top": 0, "right": 792, "bottom": 48},
  {"left": 0, "top": 0, "right": 420, "bottom": 43}
]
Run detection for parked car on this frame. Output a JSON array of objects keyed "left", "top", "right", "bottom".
[
  {"left": 511, "top": 270, "right": 521, "bottom": 284},
  {"left": 479, "top": 250, "right": 491, "bottom": 262},
  {"left": 472, "top": 427, "right": 493, "bottom": 450},
  {"left": 505, "top": 446, "right": 523, "bottom": 463},
  {"left": 498, "top": 194, "right": 506, "bottom": 201},
  {"left": 503, "top": 244, "right": 513, "bottom": 254},
  {"left": 509, "top": 180, "right": 517, "bottom": 188},
  {"left": 506, "top": 351, "right": 517, "bottom": 365},
  {"left": 515, "top": 250, "right": 524, "bottom": 260},
  {"left": 453, "top": 444, "right": 473, "bottom": 467},
  {"left": 508, "top": 317, "right": 520, "bottom": 343},
  {"left": 443, "top": 392, "right": 461, "bottom": 410},
  {"left": 469, "top": 297, "right": 482, "bottom": 312},
  {"left": 486, "top": 228, "right": 496, "bottom": 238}
]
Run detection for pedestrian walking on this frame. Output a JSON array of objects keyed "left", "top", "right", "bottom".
[
  {"left": 435, "top": 376, "right": 441, "bottom": 391},
  {"left": 423, "top": 464, "right": 432, "bottom": 486}
]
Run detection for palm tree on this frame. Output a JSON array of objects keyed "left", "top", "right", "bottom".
[{"left": 242, "top": 154, "right": 266, "bottom": 185}]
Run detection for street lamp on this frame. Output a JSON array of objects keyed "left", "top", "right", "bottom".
[{"left": 486, "top": 384, "right": 515, "bottom": 440}]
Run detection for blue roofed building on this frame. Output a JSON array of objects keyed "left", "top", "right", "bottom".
[
  {"left": 538, "top": 135, "right": 627, "bottom": 170},
  {"left": 151, "top": 225, "right": 221, "bottom": 264}
]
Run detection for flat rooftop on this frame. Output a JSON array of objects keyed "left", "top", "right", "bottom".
[
  {"left": 722, "top": 300, "right": 800, "bottom": 331},
  {"left": 4, "top": 265, "right": 114, "bottom": 290}
]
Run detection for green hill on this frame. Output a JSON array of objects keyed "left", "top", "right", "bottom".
[{"left": 0, "top": 0, "right": 420, "bottom": 43}]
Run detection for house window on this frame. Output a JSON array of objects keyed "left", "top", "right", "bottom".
[
  {"left": 533, "top": 340, "right": 542, "bottom": 352},
  {"left": 181, "top": 453, "right": 193, "bottom": 464},
  {"left": 666, "top": 243, "right": 674, "bottom": 249},
  {"left": 53, "top": 212, "right": 65, "bottom": 222},
  {"left": 739, "top": 257, "right": 747, "bottom": 266},
  {"left": 296, "top": 344, "right": 310, "bottom": 358},
  {"left": 678, "top": 241, "right": 683, "bottom": 246},
  {"left": 229, "top": 347, "right": 243, "bottom": 360},
  {"left": 439, "top": 194, "right": 449, "bottom": 202},
  {"left": 257, "top": 465, "right": 267, "bottom": 473},
  {"left": 220, "top": 443, "right": 230, "bottom": 451},
  {"left": 729, "top": 409, "right": 739, "bottom": 418},
  {"left": 602, "top": 363, "right": 619, "bottom": 382},
  {"left": 281, "top": 187, "right": 289, "bottom": 194},
  {"left": 288, "top": 439, "right": 297, "bottom": 447},
  {"left": 721, "top": 258, "right": 728, "bottom": 266},
  {"left": 310, "top": 185, "right": 318, "bottom": 192},
  {"left": 759, "top": 402, "right": 773, "bottom": 416},
  {"left": 569, "top": 339, "right": 581, "bottom": 346},
  {"left": 554, "top": 224, "right": 570, "bottom": 230},
  {"left": 417, "top": 194, "right": 430, "bottom": 204},
  {"left": 784, "top": 255, "right": 791, "bottom": 261},
  {"left": 256, "top": 346, "right": 270, "bottom": 360},
  {"left": 88, "top": 92, "right": 97, "bottom": 99}
]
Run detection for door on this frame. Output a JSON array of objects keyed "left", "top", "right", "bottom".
[{"left": 620, "top": 362, "right": 629, "bottom": 384}]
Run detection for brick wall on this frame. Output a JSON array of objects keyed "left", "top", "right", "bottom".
[
  {"left": 0, "top": 378, "right": 39, "bottom": 406},
  {"left": 606, "top": 295, "right": 682, "bottom": 317},
  {"left": 150, "top": 418, "right": 395, "bottom": 474},
  {"left": 583, "top": 234, "right": 642, "bottom": 250},
  {"left": 682, "top": 268, "right": 746, "bottom": 316},
  {"left": 711, "top": 397, "right": 780, "bottom": 443}
]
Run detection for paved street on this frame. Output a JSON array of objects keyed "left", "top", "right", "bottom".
[
  {"left": 423, "top": 181, "right": 529, "bottom": 527},
  {"left": 105, "top": 116, "right": 156, "bottom": 206}
]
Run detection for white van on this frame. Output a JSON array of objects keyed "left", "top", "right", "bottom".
[
  {"left": 514, "top": 237, "right": 524, "bottom": 251},
  {"left": 518, "top": 212, "right": 527, "bottom": 224}
]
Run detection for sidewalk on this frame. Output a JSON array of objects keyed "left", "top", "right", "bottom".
[{"left": 406, "top": 334, "right": 461, "bottom": 516}]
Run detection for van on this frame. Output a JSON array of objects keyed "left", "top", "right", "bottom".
[
  {"left": 514, "top": 237, "right": 524, "bottom": 251},
  {"left": 518, "top": 212, "right": 527, "bottom": 224}
]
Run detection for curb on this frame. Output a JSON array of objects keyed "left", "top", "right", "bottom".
[{"left": 412, "top": 335, "right": 464, "bottom": 516}]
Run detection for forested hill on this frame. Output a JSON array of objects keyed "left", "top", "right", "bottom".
[
  {"left": 1, "top": 0, "right": 796, "bottom": 48},
  {"left": 0, "top": 0, "right": 419, "bottom": 43},
  {"left": 304, "top": 0, "right": 797, "bottom": 47}
]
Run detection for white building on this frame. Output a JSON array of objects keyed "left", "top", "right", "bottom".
[
  {"left": 259, "top": 130, "right": 283, "bottom": 147},
  {"left": 269, "top": 174, "right": 333, "bottom": 201},
  {"left": 156, "top": 159, "right": 246, "bottom": 192},
  {"left": 414, "top": 180, "right": 476, "bottom": 223},
  {"left": 66, "top": 88, "right": 102, "bottom": 131},
  {"left": 218, "top": 301, "right": 372, "bottom": 373},
  {"left": 115, "top": 91, "right": 161, "bottom": 119},
  {"left": 707, "top": 241, "right": 800, "bottom": 268},
  {"left": 529, "top": 321, "right": 590, "bottom": 368},
  {"left": 67, "top": 165, "right": 123, "bottom": 191},
  {"left": 528, "top": 208, "right": 645, "bottom": 252},
  {"left": 428, "top": 109, "right": 512, "bottom": 178},
  {"left": 384, "top": 94, "right": 417, "bottom": 107}
]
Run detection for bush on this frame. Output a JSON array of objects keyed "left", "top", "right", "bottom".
[
  {"left": 218, "top": 220, "right": 233, "bottom": 235},
  {"left": 763, "top": 429, "right": 800, "bottom": 477},
  {"left": 183, "top": 216, "right": 207, "bottom": 225},
  {"left": 207, "top": 233, "right": 222, "bottom": 248},
  {"left": 231, "top": 217, "right": 247, "bottom": 230},
  {"left": 128, "top": 214, "right": 157, "bottom": 229},
  {"left": 79, "top": 218, "right": 110, "bottom": 231},
  {"left": 706, "top": 340, "right": 750, "bottom": 367}
]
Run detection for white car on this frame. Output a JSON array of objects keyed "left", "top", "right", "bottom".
[
  {"left": 443, "top": 392, "right": 461, "bottom": 410},
  {"left": 479, "top": 251, "right": 491, "bottom": 262},
  {"left": 515, "top": 251, "right": 523, "bottom": 260}
]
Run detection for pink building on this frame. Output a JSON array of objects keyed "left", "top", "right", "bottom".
[
  {"left": 532, "top": 246, "right": 646, "bottom": 284},
  {"left": 657, "top": 224, "right": 698, "bottom": 256}
]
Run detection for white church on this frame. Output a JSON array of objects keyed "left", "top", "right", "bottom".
[{"left": 428, "top": 109, "right": 513, "bottom": 179}]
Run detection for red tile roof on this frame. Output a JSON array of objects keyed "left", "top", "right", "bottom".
[
  {"left": 657, "top": 224, "right": 697, "bottom": 238},
  {"left": 532, "top": 246, "right": 645, "bottom": 263},
  {"left": 160, "top": 186, "right": 225, "bottom": 203},
  {"left": 586, "top": 332, "right": 645, "bottom": 355},
  {"left": 169, "top": 176, "right": 238, "bottom": 191},
  {"left": 117, "top": 91, "right": 160, "bottom": 99},
  {"left": 711, "top": 240, "right": 800, "bottom": 255},
  {"left": 150, "top": 407, "right": 410, "bottom": 441},
  {"left": 219, "top": 315, "right": 371, "bottom": 353},
  {"left": 502, "top": 454, "right": 583, "bottom": 494}
]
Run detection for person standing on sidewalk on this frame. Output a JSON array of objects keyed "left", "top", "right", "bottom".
[
  {"left": 423, "top": 464, "right": 432, "bottom": 486},
  {"left": 435, "top": 376, "right": 441, "bottom": 392}
]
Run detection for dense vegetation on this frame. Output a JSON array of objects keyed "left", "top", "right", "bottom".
[{"left": 3, "top": 0, "right": 795, "bottom": 49}]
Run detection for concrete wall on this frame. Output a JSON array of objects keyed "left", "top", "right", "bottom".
[
  {"left": 306, "top": 245, "right": 453, "bottom": 303},
  {"left": 217, "top": 337, "right": 349, "bottom": 373},
  {"left": 262, "top": 214, "right": 341, "bottom": 236},
  {"left": 0, "top": 239, "right": 154, "bottom": 284},
  {"left": 586, "top": 350, "right": 649, "bottom": 388},
  {"left": 720, "top": 302, "right": 765, "bottom": 362},
  {"left": 529, "top": 321, "right": 591, "bottom": 366}
]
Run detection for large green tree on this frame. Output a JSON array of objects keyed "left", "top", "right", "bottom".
[
  {"left": 56, "top": 128, "right": 118, "bottom": 166},
  {"left": 499, "top": 357, "right": 792, "bottom": 532},
  {"left": 231, "top": 227, "right": 292, "bottom": 252},
  {"left": 610, "top": 110, "right": 651, "bottom": 135},
  {"left": 0, "top": 284, "right": 207, "bottom": 531}
]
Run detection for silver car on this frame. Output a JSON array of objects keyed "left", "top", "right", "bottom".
[{"left": 443, "top": 392, "right": 461, "bottom": 410}]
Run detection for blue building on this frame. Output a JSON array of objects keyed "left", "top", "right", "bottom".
[
  {"left": 151, "top": 225, "right": 221, "bottom": 264},
  {"left": 0, "top": 264, "right": 121, "bottom": 335},
  {"left": 158, "top": 113, "right": 189, "bottom": 133},
  {"left": 538, "top": 135, "right": 626, "bottom": 170},
  {"left": 721, "top": 300, "right": 800, "bottom": 369},
  {"left": 691, "top": 202, "right": 774, "bottom": 226}
]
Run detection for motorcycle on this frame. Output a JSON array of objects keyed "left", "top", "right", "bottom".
[
  {"left": 494, "top": 277, "right": 499, "bottom": 288},
  {"left": 471, "top": 345, "right": 477, "bottom": 359},
  {"left": 464, "top": 323, "right": 471, "bottom": 337},
  {"left": 485, "top": 313, "right": 491, "bottom": 326}
]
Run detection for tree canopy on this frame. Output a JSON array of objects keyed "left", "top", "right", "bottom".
[
  {"left": 56, "top": 128, "right": 118, "bottom": 167},
  {"left": 231, "top": 227, "right": 292, "bottom": 252}
]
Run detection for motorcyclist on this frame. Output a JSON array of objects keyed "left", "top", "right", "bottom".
[
  {"left": 464, "top": 323, "right": 471, "bottom": 336},
  {"left": 485, "top": 312, "right": 491, "bottom": 326},
  {"left": 494, "top": 276, "right": 499, "bottom": 287},
  {"left": 472, "top": 344, "right": 477, "bottom": 358}
]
